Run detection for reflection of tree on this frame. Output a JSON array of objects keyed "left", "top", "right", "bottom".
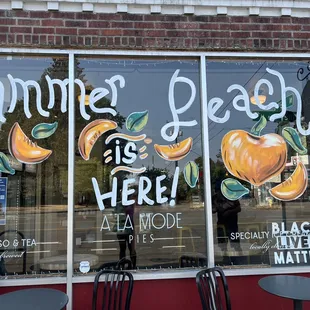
[
  {"left": 0, "top": 58, "right": 72, "bottom": 205},
  {"left": 72, "top": 60, "right": 127, "bottom": 204},
  {"left": 0, "top": 57, "right": 126, "bottom": 206},
  {"left": 210, "top": 157, "right": 226, "bottom": 189}
]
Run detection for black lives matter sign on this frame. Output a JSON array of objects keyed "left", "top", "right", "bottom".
[{"left": 269, "top": 221, "right": 310, "bottom": 266}]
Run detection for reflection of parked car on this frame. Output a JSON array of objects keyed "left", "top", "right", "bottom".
[
  {"left": 240, "top": 197, "right": 256, "bottom": 208},
  {"left": 190, "top": 195, "right": 204, "bottom": 209}
]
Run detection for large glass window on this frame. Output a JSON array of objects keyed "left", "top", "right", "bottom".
[
  {"left": 207, "top": 60, "right": 310, "bottom": 268},
  {"left": 0, "top": 56, "right": 68, "bottom": 278},
  {"left": 73, "top": 58, "right": 206, "bottom": 273},
  {"left": 2, "top": 53, "right": 309, "bottom": 280}
]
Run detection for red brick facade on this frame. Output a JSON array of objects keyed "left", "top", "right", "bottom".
[{"left": 1, "top": 10, "right": 310, "bottom": 51}]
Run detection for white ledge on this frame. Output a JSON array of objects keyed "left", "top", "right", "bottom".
[
  {"left": 1, "top": 266, "right": 310, "bottom": 287},
  {"left": 3, "top": 0, "right": 310, "bottom": 16}
]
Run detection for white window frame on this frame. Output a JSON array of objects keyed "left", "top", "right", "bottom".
[{"left": 0, "top": 48, "right": 310, "bottom": 310}]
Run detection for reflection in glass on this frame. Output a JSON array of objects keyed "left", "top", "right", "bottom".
[
  {"left": 74, "top": 58, "right": 206, "bottom": 272},
  {"left": 208, "top": 60, "right": 310, "bottom": 268},
  {"left": 0, "top": 57, "right": 68, "bottom": 277}
]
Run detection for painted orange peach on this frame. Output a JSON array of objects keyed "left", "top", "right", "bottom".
[
  {"left": 78, "top": 119, "right": 117, "bottom": 161},
  {"left": 8, "top": 122, "right": 52, "bottom": 164},
  {"left": 221, "top": 130, "right": 287, "bottom": 186},
  {"left": 154, "top": 137, "right": 192, "bottom": 161},
  {"left": 270, "top": 162, "right": 308, "bottom": 201}
]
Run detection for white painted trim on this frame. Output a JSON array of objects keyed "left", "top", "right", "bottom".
[
  {"left": 11, "top": 1, "right": 23, "bottom": 9},
  {"left": 66, "top": 52, "right": 75, "bottom": 310},
  {"left": 0, "top": 49, "right": 310, "bottom": 59},
  {"left": 281, "top": 7, "right": 292, "bottom": 16},
  {"left": 4, "top": 0, "right": 310, "bottom": 17},
  {"left": 183, "top": 5, "right": 194, "bottom": 15},
  {"left": 0, "top": 276, "right": 67, "bottom": 287},
  {"left": 225, "top": 266, "right": 310, "bottom": 277},
  {"left": 249, "top": 7, "right": 260, "bottom": 15},
  {"left": 1, "top": 266, "right": 310, "bottom": 287},
  {"left": 150, "top": 5, "right": 161, "bottom": 13},
  {"left": 217, "top": 6, "right": 228, "bottom": 15},
  {"left": 0, "top": 48, "right": 309, "bottom": 288},
  {"left": 73, "top": 266, "right": 310, "bottom": 283},
  {"left": 82, "top": 3, "right": 93, "bottom": 11},
  {"left": 200, "top": 55, "right": 214, "bottom": 268},
  {"left": 116, "top": 3, "right": 128, "bottom": 12},
  {"left": 47, "top": 1, "right": 59, "bottom": 11}
]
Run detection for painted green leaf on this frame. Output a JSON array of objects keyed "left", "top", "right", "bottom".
[
  {"left": 250, "top": 115, "right": 267, "bottom": 136},
  {"left": 253, "top": 111, "right": 278, "bottom": 122},
  {"left": 0, "top": 153, "right": 15, "bottom": 175},
  {"left": 183, "top": 161, "right": 199, "bottom": 188},
  {"left": 126, "top": 110, "right": 148, "bottom": 132},
  {"left": 31, "top": 122, "right": 58, "bottom": 139},
  {"left": 221, "top": 178, "right": 249, "bottom": 201},
  {"left": 282, "top": 127, "right": 307, "bottom": 155}
]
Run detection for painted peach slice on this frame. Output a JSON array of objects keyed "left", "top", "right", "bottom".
[
  {"left": 8, "top": 122, "right": 52, "bottom": 164},
  {"left": 78, "top": 119, "right": 117, "bottom": 161},
  {"left": 269, "top": 162, "right": 308, "bottom": 201},
  {"left": 154, "top": 137, "right": 193, "bottom": 161},
  {"left": 221, "top": 130, "right": 287, "bottom": 186}
]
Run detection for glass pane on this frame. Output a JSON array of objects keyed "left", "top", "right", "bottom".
[
  {"left": 0, "top": 56, "right": 68, "bottom": 278},
  {"left": 74, "top": 58, "right": 206, "bottom": 274},
  {"left": 207, "top": 59, "right": 310, "bottom": 268}
]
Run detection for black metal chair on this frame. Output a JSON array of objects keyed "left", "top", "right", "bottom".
[
  {"left": 98, "top": 258, "right": 133, "bottom": 271},
  {"left": 179, "top": 255, "right": 207, "bottom": 268},
  {"left": 92, "top": 270, "right": 134, "bottom": 310},
  {"left": 116, "top": 258, "right": 132, "bottom": 270},
  {"left": 196, "top": 267, "right": 231, "bottom": 310}
]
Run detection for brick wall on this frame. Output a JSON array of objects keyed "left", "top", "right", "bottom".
[{"left": 1, "top": 10, "right": 310, "bottom": 51}]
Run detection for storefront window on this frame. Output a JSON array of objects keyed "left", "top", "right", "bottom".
[
  {"left": 207, "top": 60, "right": 310, "bottom": 268},
  {"left": 0, "top": 56, "right": 69, "bottom": 278},
  {"left": 2, "top": 53, "right": 309, "bottom": 280},
  {"left": 73, "top": 58, "right": 206, "bottom": 273}
]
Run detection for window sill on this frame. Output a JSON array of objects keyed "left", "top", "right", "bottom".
[
  {"left": 1, "top": 266, "right": 310, "bottom": 287},
  {"left": 73, "top": 266, "right": 310, "bottom": 283}
]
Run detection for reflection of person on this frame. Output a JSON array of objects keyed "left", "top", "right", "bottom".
[
  {"left": 212, "top": 181, "right": 241, "bottom": 252},
  {"left": 115, "top": 196, "right": 137, "bottom": 269}
]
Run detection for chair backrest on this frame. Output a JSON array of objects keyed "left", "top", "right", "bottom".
[
  {"left": 196, "top": 267, "right": 231, "bottom": 310},
  {"left": 98, "top": 258, "right": 133, "bottom": 272},
  {"left": 116, "top": 258, "right": 132, "bottom": 270},
  {"left": 179, "top": 255, "right": 206, "bottom": 268},
  {"left": 98, "top": 261, "right": 119, "bottom": 271},
  {"left": 92, "top": 270, "right": 134, "bottom": 310}
]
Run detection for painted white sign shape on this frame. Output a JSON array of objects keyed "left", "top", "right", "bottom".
[
  {"left": 207, "top": 67, "right": 310, "bottom": 136},
  {"left": 2, "top": 67, "right": 310, "bottom": 137},
  {"left": 161, "top": 69, "right": 198, "bottom": 142},
  {"left": 0, "top": 73, "right": 125, "bottom": 122},
  {"left": 79, "top": 261, "right": 90, "bottom": 274}
]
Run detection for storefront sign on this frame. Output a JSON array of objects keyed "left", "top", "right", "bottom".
[
  {"left": 269, "top": 221, "right": 310, "bottom": 266},
  {"left": 79, "top": 261, "right": 90, "bottom": 274},
  {"left": 90, "top": 69, "right": 197, "bottom": 210},
  {"left": 0, "top": 177, "right": 7, "bottom": 225},
  {"left": 2, "top": 60, "right": 310, "bottom": 268},
  {"left": 0, "top": 68, "right": 308, "bottom": 135},
  {"left": 208, "top": 68, "right": 308, "bottom": 135},
  {"left": 84, "top": 70, "right": 198, "bottom": 243}
]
